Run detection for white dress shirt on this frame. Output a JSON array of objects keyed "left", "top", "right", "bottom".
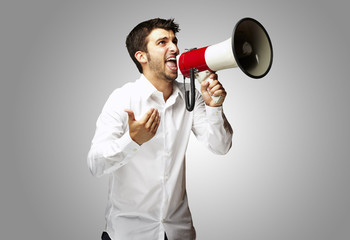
[{"left": 87, "top": 74, "right": 233, "bottom": 240}]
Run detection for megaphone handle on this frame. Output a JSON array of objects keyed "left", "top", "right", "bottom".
[{"left": 195, "top": 70, "right": 222, "bottom": 104}]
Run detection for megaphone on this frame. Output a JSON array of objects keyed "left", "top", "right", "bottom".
[{"left": 179, "top": 17, "right": 273, "bottom": 111}]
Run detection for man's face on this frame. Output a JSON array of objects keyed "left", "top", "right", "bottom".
[{"left": 145, "top": 28, "right": 179, "bottom": 82}]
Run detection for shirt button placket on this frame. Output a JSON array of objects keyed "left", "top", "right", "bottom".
[{"left": 161, "top": 109, "right": 169, "bottom": 224}]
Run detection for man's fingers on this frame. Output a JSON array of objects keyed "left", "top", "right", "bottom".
[
  {"left": 209, "top": 73, "right": 218, "bottom": 80},
  {"left": 150, "top": 113, "right": 161, "bottom": 132},
  {"left": 145, "top": 109, "right": 158, "bottom": 129},
  {"left": 126, "top": 108, "right": 160, "bottom": 132},
  {"left": 139, "top": 108, "right": 155, "bottom": 123},
  {"left": 209, "top": 84, "right": 225, "bottom": 96}
]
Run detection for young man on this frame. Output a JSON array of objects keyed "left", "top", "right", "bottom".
[{"left": 88, "top": 18, "right": 233, "bottom": 240}]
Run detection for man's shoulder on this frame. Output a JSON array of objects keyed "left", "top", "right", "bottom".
[
  {"left": 109, "top": 77, "right": 142, "bottom": 97},
  {"left": 102, "top": 78, "right": 140, "bottom": 110}
]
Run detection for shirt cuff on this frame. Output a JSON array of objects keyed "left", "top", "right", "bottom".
[
  {"left": 205, "top": 105, "right": 224, "bottom": 122},
  {"left": 105, "top": 132, "right": 140, "bottom": 173},
  {"left": 119, "top": 131, "right": 141, "bottom": 154}
]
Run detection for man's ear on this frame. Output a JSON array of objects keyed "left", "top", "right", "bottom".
[{"left": 135, "top": 51, "right": 148, "bottom": 64}]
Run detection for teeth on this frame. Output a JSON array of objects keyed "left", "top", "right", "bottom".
[{"left": 167, "top": 57, "right": 176, "bottom": 61}]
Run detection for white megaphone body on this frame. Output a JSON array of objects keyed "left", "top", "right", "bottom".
[{"left": 178, "top": 17, "right": 273, "bottom": 111}]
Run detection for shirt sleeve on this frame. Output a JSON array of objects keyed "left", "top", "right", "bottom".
[
  {"left": 87, "top": 91, "right": 140, "bottom": 177},
  {"left": 192, "top": 90, "right": 233, "bottom": 155}
]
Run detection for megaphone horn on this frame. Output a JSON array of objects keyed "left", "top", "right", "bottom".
[{"left": 179, "top": 17, "right": 273, "bottom": 111}]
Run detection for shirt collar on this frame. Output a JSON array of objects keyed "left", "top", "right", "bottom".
[
  {"left": 138, "top": 74, "right": 159, "bottom": 100},
  {"left": 172, "top": 80, "right": 184, "bottom": 100}
]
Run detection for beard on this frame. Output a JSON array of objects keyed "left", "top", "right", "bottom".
[{"left": 147, "top": 53, "right": 177, "bottom": 82}]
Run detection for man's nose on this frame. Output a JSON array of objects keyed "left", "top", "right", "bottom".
[{"left": 169, "top": 42, "right": 179, "bottom": 54}]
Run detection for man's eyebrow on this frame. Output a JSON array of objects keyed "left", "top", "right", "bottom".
[
  {"left": 156, "top": 37, "right": 169, "bottom": 42},
  {"left": 156, "top": 36, "right": 178, "bottom": 43}
]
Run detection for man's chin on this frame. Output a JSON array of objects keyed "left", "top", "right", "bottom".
[
  {"left": 165, "top": 72, "right": 178, "bottom": 82},
  {"left": 166, "top": 77, "right": 177, "bottom": 83}
]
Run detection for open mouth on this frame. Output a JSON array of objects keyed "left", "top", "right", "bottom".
[{"left": 165, "top": 56, "right": 178, "bottom": 72}]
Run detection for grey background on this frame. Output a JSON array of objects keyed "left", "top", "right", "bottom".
[{"left": 1, "top": 0, "right": 349, "bottom": 239}]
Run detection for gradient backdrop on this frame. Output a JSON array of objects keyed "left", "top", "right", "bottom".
[{"left": 2, "top": 0, "right": 350, "bottom": 239}]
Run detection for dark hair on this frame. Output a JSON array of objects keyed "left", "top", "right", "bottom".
[{"left": 126, "top": 18, "right": 180, "bottom": 73}]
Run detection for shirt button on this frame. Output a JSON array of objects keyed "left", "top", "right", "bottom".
[{"left": 165, "top": 175, "right": 169, "bottom": 180}]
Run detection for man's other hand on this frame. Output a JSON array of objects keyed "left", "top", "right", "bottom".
[{"left": 125, "top": 108, "right": 161, "bottom": 145}]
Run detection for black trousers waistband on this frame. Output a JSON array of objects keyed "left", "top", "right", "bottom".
[{"left": 101, "top": 232, "right": 168, "bottom": 240}]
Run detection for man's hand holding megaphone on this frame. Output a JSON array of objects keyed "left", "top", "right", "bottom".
[{"left": 200, "top": 73, "right": 226, "bottom": 107}]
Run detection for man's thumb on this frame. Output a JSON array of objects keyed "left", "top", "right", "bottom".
[
  {"left": 200, "top": 80, "right": 212, "bottom": 101},
  {"left": 200, "top": 80, "right": 210, "bottom": 93},
  {"left": 124, "top": 109, "right": 135, "bottom": 123}
]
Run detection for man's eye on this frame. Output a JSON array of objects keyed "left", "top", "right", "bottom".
[{"left": 158, "top": 41, "right": 165, "bottom": 45}]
